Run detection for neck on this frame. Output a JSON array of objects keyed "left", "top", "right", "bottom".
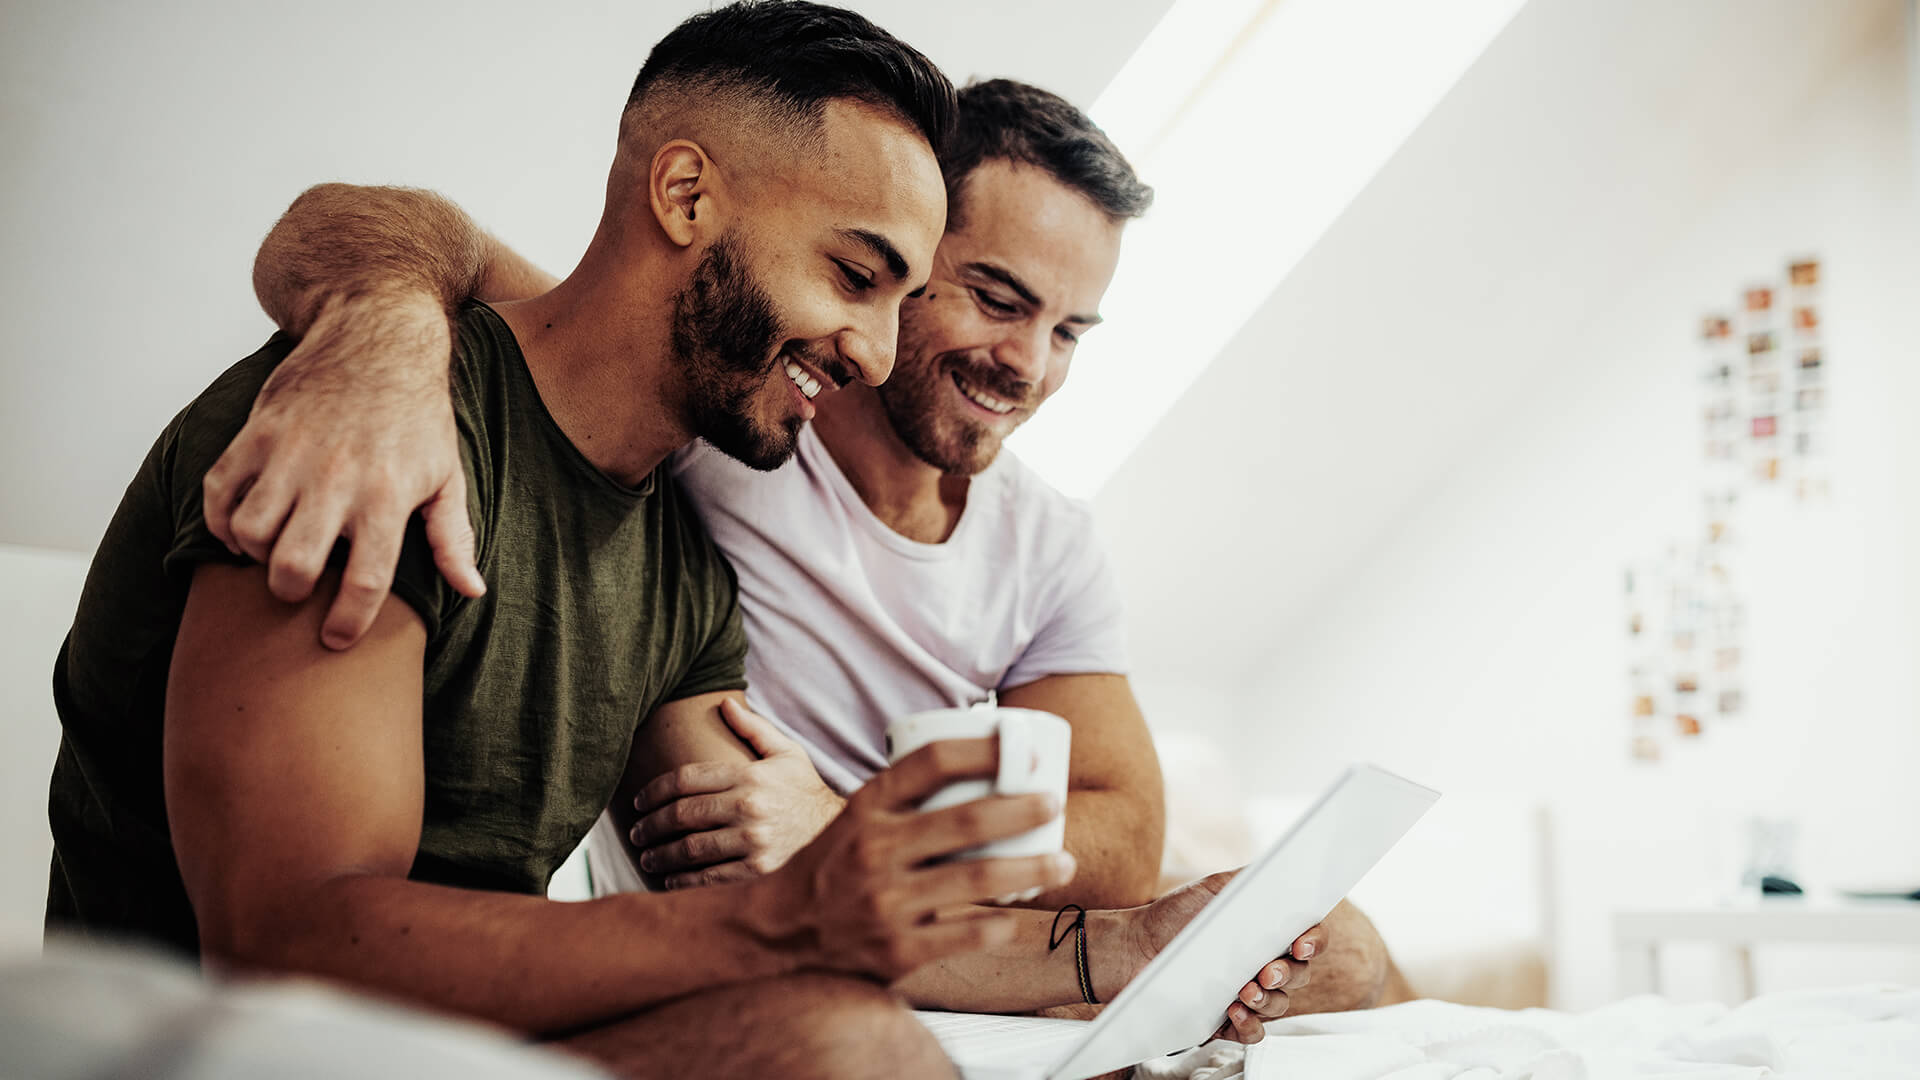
[
  {"left": 812, "top": 385, "right": 970, "bottom": 543},
  {"left": 494, "top": 238, "right": 689, "bottom": 488}
]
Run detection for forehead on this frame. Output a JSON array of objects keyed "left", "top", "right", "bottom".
[
  {"left": 756, "top": 99, "right": 947, "bottom": 269},
  {"left": 939, "top": 159, "right": 1125, "bottom": 309}
]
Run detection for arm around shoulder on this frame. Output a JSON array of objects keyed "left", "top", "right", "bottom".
[
  {"left": 254, "top": 183, "right": 558, "bottom": 333},
  {"left": 204, "top": 180, "right": 568, "bottom": 646}
]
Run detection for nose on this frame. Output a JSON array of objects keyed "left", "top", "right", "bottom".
[
  {"left": 837, "top": 304, "right": 899, "bottom": 387},
  {"left": 990, "top": 321, "right": 1052, "bottom": 386}
]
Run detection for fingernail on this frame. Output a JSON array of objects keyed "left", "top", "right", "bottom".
[
  {"left": 638, "top": 853, "right": 655, "bottom": 872},
  {"left": 1248, "top": 987, "right": 1265, "bottom": 1005},
  {"left": 1295, "top": 942, "right": 1315, "bottom": 959},
  {"left": 1263, "top": 965, "right": 1285, "bottom": 989}
]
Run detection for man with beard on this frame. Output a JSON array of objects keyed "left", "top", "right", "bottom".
[
  {"left": 42, "top": 6, "right": 1100, "bottom": 1076},
  {"left": 205, "top": 79, "right": 1411, "bottom": 1027}
]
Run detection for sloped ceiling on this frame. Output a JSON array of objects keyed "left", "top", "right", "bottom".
[{"left": 1095, "top": 0, "right": 1894, "bottom": 679}]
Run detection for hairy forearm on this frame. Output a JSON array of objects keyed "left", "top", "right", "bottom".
[
  {"left": 217, "top": 873, "right": 795, "bottom": 1034},
  {"left": 254, "top": 184, "right": 491, "bottom": 335},
  {"left": 895, "top": 907, "right": 1133, "bottom": 1013},
  {"left": 1030, "top": 787, "right": 1164, "bottom": 910}
]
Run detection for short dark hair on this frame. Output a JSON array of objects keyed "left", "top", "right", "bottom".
[
  {"left": 629, "top": 1, "right": 954, "bottom": 152},
  {"left": 941, "top": 78, "right": 1153, "bottom": 231}
]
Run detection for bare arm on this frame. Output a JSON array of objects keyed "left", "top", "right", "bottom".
[
  {"left": 635, "top": 674, "right": 1164, "bottom": 908},
  {"left": 620, "top": 697, "right": 1088, "bottom": 1011},
  {"left": 167, "top": 564, "right": 794, "bottom": 1032},
  {"left": 618, "top": 696, "right": 1294, "bottom": 1036},
  {"left": 999, "top": 673, "right": 1166, "bottom": 909},
  {"left": 610, "top": 692, "right": 767, "bottom": 890},
  {"left": 206, "top": 185, "right": 557, "bottom": 651},
  {"left": 166, "top": 564, "right": 1071, "bottom": 1033}
]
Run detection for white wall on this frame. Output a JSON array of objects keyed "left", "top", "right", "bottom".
[
  {"left": 1230, "top": 22, "right": 1919, "bottom": 1009},
  {"left": 0, "top": 546, "right": 89, "bottom": 955}
]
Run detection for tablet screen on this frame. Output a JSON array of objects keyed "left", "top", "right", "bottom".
[{"left": 1051, "top": 764, "right": 1439, "bottom": 1080}]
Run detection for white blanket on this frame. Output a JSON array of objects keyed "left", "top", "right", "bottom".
[{"left": 1231, "top": 985, "right": 1920, "bottom": 1080}]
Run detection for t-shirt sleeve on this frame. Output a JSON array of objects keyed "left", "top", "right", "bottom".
[
  {"left": 157, "top": 334, "right": 462, "bottom": 638},
  {"left": 664, "top": 557, "right": 750, "bottom": 702},
  {"left": 1002, "top": 508, "right": 1132, "bottom": 689}
]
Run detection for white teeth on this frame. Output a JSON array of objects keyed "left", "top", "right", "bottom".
[
  {"left": 785, "top": 360, "right": 820, "bottom": 400},
  {"left": 954, "top": 374, "right": 1013, "bottom": 414}
]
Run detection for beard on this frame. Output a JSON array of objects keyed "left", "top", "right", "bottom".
[
  {"left": 877, "top": 314, "right": 1034, "bottom": 476},
  {"left": 670, "top": 232, "right": 799, "bottom": 471}
]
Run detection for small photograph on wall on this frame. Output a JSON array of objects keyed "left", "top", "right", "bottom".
[
  {"left": 1632, "top": 733, "right": 1662, "bottom": 762},
  {"left": 1676, "top": 713, "right": 1702, "bottom": 737},
  {"left": 1747, "top": 332, "right": 1776, "bottom": 355},
  {"left": 1751, "top": 415, "right": 1777, "bottom": 438},
  {"left": 1793, "top": 306, "right": 1819, "bottom": 332},
  {"left": 1702, "top": 315, "right": 1733, "bottom": 341},
  {"left": 1788, "top": 258, "right": 1821, "bottom": 288},
  {"left": 1798, "top": 348, "right": 1822, "bottom": 369},
  {"left": 1744, "top": 287, "right": 1774, "bottom": 312}
]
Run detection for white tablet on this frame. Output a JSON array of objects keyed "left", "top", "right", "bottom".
[{"left": 920, "top": 763, "right": 1440, "bottom": 1080}]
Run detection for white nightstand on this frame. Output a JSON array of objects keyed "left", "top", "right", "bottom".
[{"left": 1613, "top": 894, "right": 1920, "bottom": 998}]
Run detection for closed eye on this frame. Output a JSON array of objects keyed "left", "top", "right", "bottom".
[
  {"left": 836, "top": 260, "right": 875, "bottom": 293},
  {"left": 1055, "top": 326, "right": 1081, "bottom": 346},
  {"left": 972, "top": 288, "right": 1017, "bottom": 316}
]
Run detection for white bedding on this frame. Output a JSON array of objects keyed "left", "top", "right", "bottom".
[{"left": 1137, "top": 986, "right": 1920, "bottom": 1080}]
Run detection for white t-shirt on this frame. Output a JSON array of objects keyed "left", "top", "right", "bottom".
[
  {"left": 676, "top": 422, "right": 1130, "bottom": 793},
  {"left": 583, "top": 424, "right": 1128, "bottom": 895}
]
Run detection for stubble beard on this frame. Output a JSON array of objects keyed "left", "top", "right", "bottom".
[{"left": 877, "top": 319, "right": 1028, "bottom": 477}]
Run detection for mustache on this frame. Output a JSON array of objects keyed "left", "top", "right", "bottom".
[{"left": 942, "top": 355, "right": 1034, "bottom": 408}]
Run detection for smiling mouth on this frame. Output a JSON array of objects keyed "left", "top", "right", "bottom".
[
  {"left": 952, "top": 371, "right": 1016, "bottom": 415},
  {"left": 784, "top": 359, "right": 821, "bottom": 400}
]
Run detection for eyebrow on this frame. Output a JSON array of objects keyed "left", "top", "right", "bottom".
[
  {"left": 837, "top": 228, "right": 910, "bottom": 281},
  {"left": 964, "top": 261, "right": 1103, "bottom": 325}
]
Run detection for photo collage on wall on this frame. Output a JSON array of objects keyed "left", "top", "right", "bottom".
[
  {"left": 1699, "top": 257, "right": 1830, "bottom": 499},
  {"left": 1625, "top": 257, "right": 1828, "bottom": 764}
]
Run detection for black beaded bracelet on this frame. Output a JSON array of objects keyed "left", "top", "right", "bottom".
[{"left": 1049, "top": 903, "right": 1099, "bottom": 1005}]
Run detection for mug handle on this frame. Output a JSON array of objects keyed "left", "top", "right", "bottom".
[{"left": 996, "top": 711, "right": 1034, "bottom": 793}]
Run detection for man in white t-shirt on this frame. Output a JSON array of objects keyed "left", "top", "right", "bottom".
[{"left": 207, "top": 78, "right": 1410, "bottom": 1022}]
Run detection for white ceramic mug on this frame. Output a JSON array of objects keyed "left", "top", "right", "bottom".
[{"left": 885, "top": 704, "right": 1071, "bottom": 866}]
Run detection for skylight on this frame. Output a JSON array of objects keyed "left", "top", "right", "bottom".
[{"left": 1007, "top": 0, "right": 1529, "bottom": 498}]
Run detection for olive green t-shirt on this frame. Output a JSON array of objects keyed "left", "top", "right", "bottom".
[{"left": 47, "top": 300, "right": 748, "bottom": 956}]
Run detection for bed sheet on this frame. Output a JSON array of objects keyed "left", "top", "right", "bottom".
[
  {"left": 1135, "top": 986, "right": 1920, "bottom": 1080},
  {"left": 1230, "top": 985, "right": 1920, "bottom": 1080}
]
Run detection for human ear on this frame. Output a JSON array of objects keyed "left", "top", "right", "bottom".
[{"left": 649, "top": 140, "right": 720, "bottom": 248}]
